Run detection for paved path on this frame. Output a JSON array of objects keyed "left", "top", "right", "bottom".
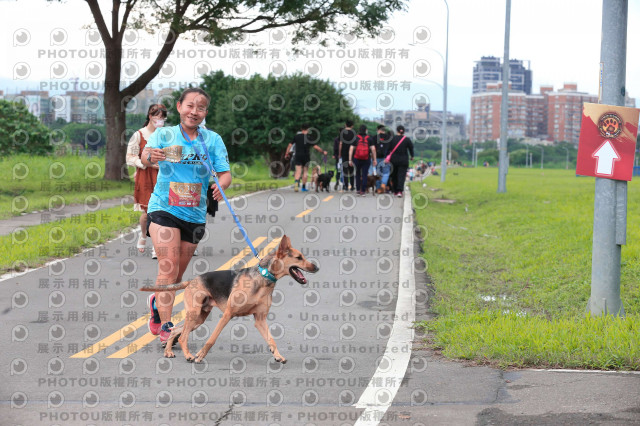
[{"left": 0, "top": 185, "right": 639, "bottom": 425}]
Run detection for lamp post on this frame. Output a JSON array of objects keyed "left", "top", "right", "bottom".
[
  {"left": 442, "top": 0, "right": 449, "bottom": 182},
  {"left": 408, "top": 0, "right": 448, "bottom": 182},
  {"left": 539, "top": 146, "right": 544, "bottom": 169},
  {"left": 497, "top": 0, "right": 511, "bottom": 192}
]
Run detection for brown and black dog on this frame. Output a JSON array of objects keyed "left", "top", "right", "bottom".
[
  {"left": 366, "top": 174, "right": 381, "bottom": 195},
  {"left": 141, "top": 236, "right": 318, "bottom": 363}
]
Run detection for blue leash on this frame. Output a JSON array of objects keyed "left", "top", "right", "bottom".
[{"left": 179, "top": 125, "right": 263, "bottom": 264}]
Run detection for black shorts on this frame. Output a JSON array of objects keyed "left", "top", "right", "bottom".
[
  {"left": 146, "top": 211, "right": 206, "bottom": 244},
  {"left": 293, "top": 156, "right": 310, "bottom": 167}
]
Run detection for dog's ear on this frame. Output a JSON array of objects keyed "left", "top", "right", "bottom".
[{"left": 276, "top": 235, "right": 291, "bottom": 258}]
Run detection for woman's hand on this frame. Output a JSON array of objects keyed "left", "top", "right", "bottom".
[
  {"left": 144, "top": 147, "right": 166, "bottom": 165},
  {"left": 210, "top": 183, "right": 222, "bottom": 201}
]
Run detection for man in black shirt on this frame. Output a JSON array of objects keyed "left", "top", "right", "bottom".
[
  {"left": 285, "top": 123, "right": 327, "bottom": 192},
  {"left": 338, "top": 120, "right": 357, "bottom": 191}
]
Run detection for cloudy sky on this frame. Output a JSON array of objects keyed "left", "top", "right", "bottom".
[{"left": 1, "top": 0, "right": 638, "bottom": 120}]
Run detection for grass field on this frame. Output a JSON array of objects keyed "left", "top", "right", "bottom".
[
  {"left": 0, "top": 154, "right": 133, "bottom": 220},
  {"left": 1, "top": 155, "right": 293, "bottom": 272},
  {"left": 412, "top": 167, "right": 640, "bottom": 370}
]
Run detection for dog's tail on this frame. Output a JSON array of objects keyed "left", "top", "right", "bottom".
[{"left": 140, "top": 281, "right": 190, "bottom": 292}]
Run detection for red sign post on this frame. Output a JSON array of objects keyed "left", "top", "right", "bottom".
[{"left": 576, "top": 103, "right": 639, "bottom": 181}]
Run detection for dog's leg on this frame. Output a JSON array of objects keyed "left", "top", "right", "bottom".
[
  {"left": 179, "top": 309, "right": 210, "bottom": 362},
  {"left": 163, "top": 324, "right": 184, "bottom": 358},
  {"left": 253, "top": 313, "right": 286, "bottom": 363},
  {"left": 194, "top": 311, "right": 232, "bottom": 363},
  {"left": 178, "top": 288, "right": 209, "bottom": 362}
]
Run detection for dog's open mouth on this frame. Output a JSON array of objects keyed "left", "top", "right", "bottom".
[{"left": 289, "top": 266, "right": 307, "bottom": 284}]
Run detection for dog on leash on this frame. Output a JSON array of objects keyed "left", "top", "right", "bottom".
[
  {"left": 366, "top": 175, "right": 381, "bottom": 195},
  {"left": 315, "top": 169, "right": 335, "bottom": 192},
  {"left": 140, "top": 236, "right": 317, "bottom": 363}
]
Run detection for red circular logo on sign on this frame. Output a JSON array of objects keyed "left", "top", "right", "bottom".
[{"left": 598, "top": 112, "right": 623, "bottom": 139}]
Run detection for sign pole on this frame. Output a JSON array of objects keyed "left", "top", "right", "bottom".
[{"left": 589, "top": 0, "right": 628, "bottom": 316}]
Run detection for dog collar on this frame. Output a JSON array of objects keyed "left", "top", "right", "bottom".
[{"left": 258, "top": 265, "right": 277, "bottom": 283}]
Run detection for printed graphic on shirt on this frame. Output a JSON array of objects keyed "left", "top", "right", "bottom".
[{"left": 168, "top": 182, "right": 202, "bottom": 207}]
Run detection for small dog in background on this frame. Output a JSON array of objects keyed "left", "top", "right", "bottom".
[
  {"left": 315, "top": 169, "right": 335, "bottom": 192},
  {"left": 366, "top": 175, "right": 381, "bottom": 195},
  {"left": 311, "top": 165, "right": 321, "bottom": 190}
]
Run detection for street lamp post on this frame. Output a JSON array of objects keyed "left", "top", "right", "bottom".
[
  {"left": 441, "top": 0, "right": 449, "bottom": 182},
  {"left": 539, "top": 146, "right": 544, "bottom": 169},
  {"left": 562, "top": 147, "right": 569, "bottom": 169},
  {"left": 497, "top": 0, "right": 511, "bottom": 192},
  {"left": 411, "top": 1, "right": 449, "bottom": 181}
]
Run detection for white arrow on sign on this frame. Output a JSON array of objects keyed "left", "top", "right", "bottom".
[{"left": 592, "top": 140, "right": 620, "bottom": 176}]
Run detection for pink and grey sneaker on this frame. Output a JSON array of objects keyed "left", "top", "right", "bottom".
[
  {"left": 147, "top": 294, "right": 161, "bottom": 335},
  {"left": 159, "top": 321, "right": 175, "bottom": 347}
]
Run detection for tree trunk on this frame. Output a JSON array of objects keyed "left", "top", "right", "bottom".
[
  {"left": 268, "top": 150, "right": 289, "bottom": 178},
  {"left": 104, "top": 87, "right": 129, "bottom": 181},
  {"left": 102, "top": 35, "right": 129, "bottom": 181}
]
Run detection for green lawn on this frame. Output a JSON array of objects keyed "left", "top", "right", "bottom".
[
  {"left": 412, "top": 167, "right": 640, "bottom": 369},
  {"left": 0, "top": 154, "right": 133, "bottom": 220},
  {"left": 1, "top": 155, "right": 293, "bottom": 272}
]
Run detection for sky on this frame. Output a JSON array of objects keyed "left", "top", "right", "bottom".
[{"left": 1, "top": 0, "right": 639, "bottom": 121}]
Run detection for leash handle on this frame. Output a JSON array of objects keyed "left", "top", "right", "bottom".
[{"left": 181, "top": 125, "right": 261, "bottom": 261}]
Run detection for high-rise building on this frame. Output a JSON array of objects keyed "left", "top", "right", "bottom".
[
  {"left": 470, "top": 82, "right": 599, "bottom": 145},
  {"left": 473, "top": 56, "right": 532, "bottom": 94},
  {"left": 546, "top": 83, "right": 597, "bottom": 144},
  {"left": 469, "top": 82, "right": 529, "bottom": 143}
]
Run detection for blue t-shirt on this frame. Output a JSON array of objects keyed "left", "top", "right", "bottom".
[{"left": 146, "top": 125, "right": 230, "bottom": 224}]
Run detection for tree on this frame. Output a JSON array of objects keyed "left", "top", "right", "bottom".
[
  {"left": 0, "top": 100, "right": 53, "bottom": 156},
  {"left": 60, "top": 123, "right": 107, "bottom": 151},
  {"left": 206, "top": 72, "right": 357, "bottom": 176},
  {"left": 56, "top": 0, "right": 406, "bottom": 180}
]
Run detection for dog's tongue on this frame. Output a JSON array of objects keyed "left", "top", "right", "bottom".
[{"left": 292, "top": 268, "right": 307, "bottom": 284}]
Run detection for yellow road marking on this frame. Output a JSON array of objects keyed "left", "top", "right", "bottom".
[
  {"left": 323, "top": 195, "right": 334, "bottom": 202},
  {"left": 245, "top": 237, "right": 282, "bottom": 268},
  {"left": 218, "top": 236, "right": 266, "bottom": 270},
  {"left": 70, "top": 237, "right": 267, "bottom": 359},
  {"left": 70, "top": 317, "right": 148, "bottom": 358},
  {"left": 108, "top": 311, "right": 185, "bottom": 358},
  {"left": 296, "top": 209, "right": 313, "bottom": 218}
]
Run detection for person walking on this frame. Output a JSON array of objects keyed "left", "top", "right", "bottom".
[
  {"left": 141, "top": 87, "right": 231, "bottom": 345},
  {"left": 338, "top": 120, "right": 357, "bottom": 191},
  {"left": 284, "top": 123, "right": 327, "bottom": 192},
  {"left": 333, "top": 129, "right": 342, "bottom": 190},
  {"left": 126, "top": 104, "right": 167, "bottom": 259},
  {"left": 372, "top": 125, "right": 391, "bottom": 193},
  {"left": 387, "top": 125, "right": 414, "bottom": 197},
  {"left": 349, "top": 124, "right": 376, "bottom": 196}
]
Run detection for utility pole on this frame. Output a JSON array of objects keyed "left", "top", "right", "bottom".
[
  {"left": 440, "top": 0, "right": 450, "bottom": 183},
  {"left": 588, "top": 0, "right": 628, "bottom": 316},
  {"left": 497, "top": 0, "right": 511, "bottom": 192}
]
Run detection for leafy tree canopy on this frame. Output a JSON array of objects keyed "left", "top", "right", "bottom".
[
  {"left": 0, "top": 100, "right": 53, "bottom": 156},
  {"left": 166, "top": 71, "right": 359, "bottom": 175}
]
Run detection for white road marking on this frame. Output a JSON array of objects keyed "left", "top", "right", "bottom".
[{"left": 354, "top": 191, "right": 416, "bottom": 425}]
